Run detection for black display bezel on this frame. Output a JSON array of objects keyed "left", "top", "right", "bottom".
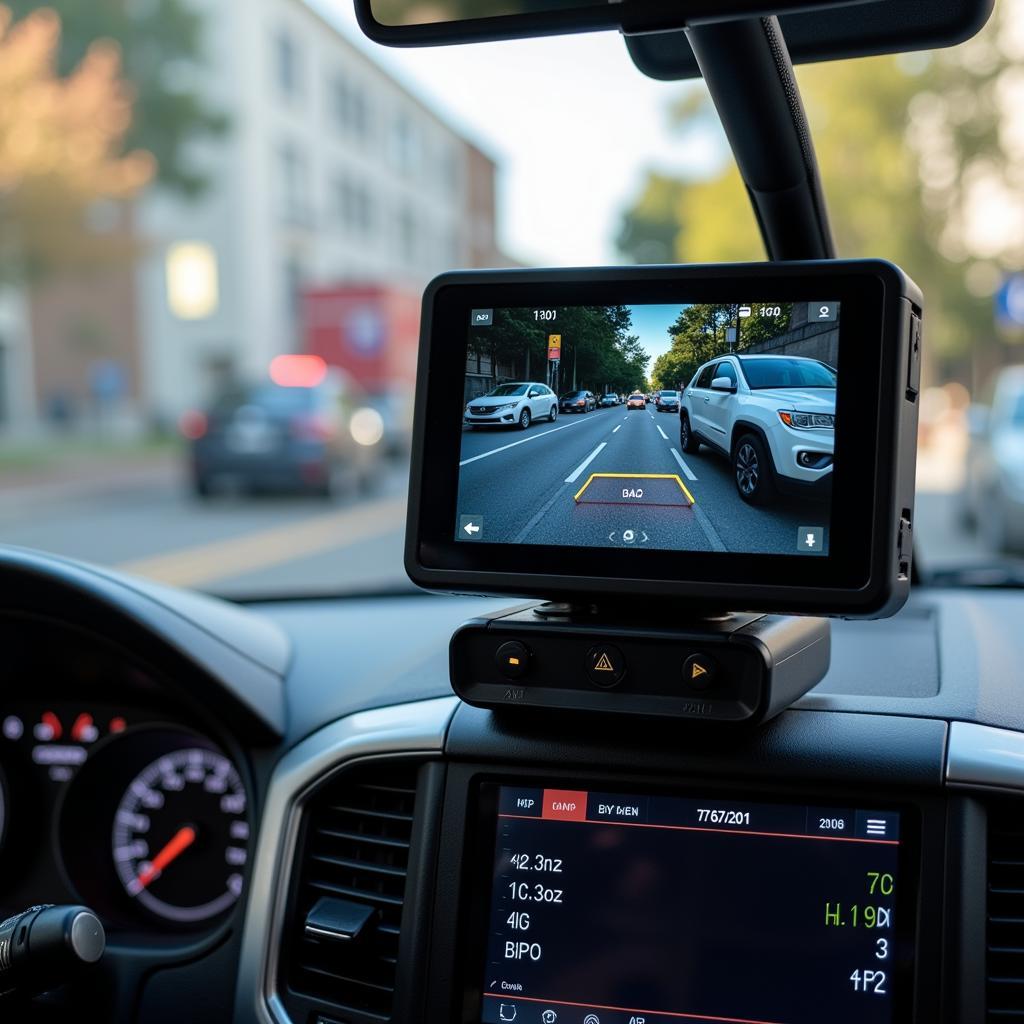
[
  {"left": 407, "top": 261, "right": 917, "bottom": 614},
  {"left": 460, "top": 775, "right": 920, "bottom": 1024}
]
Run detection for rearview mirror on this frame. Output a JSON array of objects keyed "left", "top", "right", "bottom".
[
  {"left": 711, "top": 376, "right": 737, "bottom": 393},
  {"left": 355, "top": 0, "right": 865, "bottom": 46}
]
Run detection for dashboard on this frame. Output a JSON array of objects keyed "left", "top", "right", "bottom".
[
  {"left": 1, "top": 548, "right": 1022, "bottom": 1023},
  {"left": 0, "top": 620, "right": 250, "bottom": 938}
]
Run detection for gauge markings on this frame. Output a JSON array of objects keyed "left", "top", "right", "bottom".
[{"left": 111, "top": 747, "right": 248, "bottom": 924}]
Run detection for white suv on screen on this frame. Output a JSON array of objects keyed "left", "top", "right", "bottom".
[
  {"left": 464, "top": 382, "right": 558, "bottom": 430},
  {"left": 679, "top": 354, "right": 835, "bottom": 505}
]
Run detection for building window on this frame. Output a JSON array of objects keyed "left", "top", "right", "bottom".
[
  {"left": 391, "top": 113, "right": 418, "bottom": 174},
  {"left": 283, "top": 257, "right": 304, "bottom": 345},
  {"left": 440, "top": 144, "right": 460, "bottom": 196},
  {"left": 352, "top": 89, "right": 370, "bottom": 142},
  {"left": 330, "top": 73, "right": 371, "bottom": 144},
  {"left": 279, "top": 142, "right": 310, "bottom": 225},
  {"left": 331, "top": 175, "right": 374, "bottom": 237},
  {"left": 275, "top": 29, "right": 301, "bottom": 101},
  {"left": 398, "top": 205, "right": 416, "bottom": 264},
  {"left": 330, "top": 74, "right": 350, "bottom": 134},
  {"left": 332, "top": 173, "right": 350, "bottom": 227},
  {"left": 358, "top": 184, "right": 374, "bottom": 235}
]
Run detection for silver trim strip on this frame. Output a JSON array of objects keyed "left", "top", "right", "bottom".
[
  {"left": 947, "top": 720, "right": 1024, "bottom": 791},
  {"left": 233, "top": 696, "right": 458, "bottom": 1024}
]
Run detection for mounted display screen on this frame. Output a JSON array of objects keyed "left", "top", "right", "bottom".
[
  {"left": 475, "top": 783, "right": 912, "bottom": 1024},
  {"left": 457, "top": 300, "right": 839, "bottom": 558},
  {"left": 406, "top": 262, "right": 921, "bottom": 616}
]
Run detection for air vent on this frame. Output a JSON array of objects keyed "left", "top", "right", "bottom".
[
  {"left": 283, "top": 760, "right": 420, "bottom": 1021},
  {"left": 988, "top": 800, "right": 1024, "bottom": 1020}
]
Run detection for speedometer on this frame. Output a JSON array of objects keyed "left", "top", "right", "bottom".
[{"left": 111, "top": 747, "right": 248, "bottom": 924}]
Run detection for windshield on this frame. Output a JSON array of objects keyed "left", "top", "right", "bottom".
[
  {"left": 486, "top": 385, "right": 529, "bottom": 397},
  {"left": 0, "top": 1, "right": 1016, "bottom": 593},
  {"left": 739, "top": 359, "right": 837, "bottom": 390}
]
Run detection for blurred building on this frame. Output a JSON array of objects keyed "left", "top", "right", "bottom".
[
  {"left": 134, "top": 0, "right": 506, "bottom": 426},
  {"left": 15, "top": 0, "right": 503, "bottom": 433}
]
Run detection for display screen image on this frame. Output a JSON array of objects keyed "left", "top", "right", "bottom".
[
  {"left": 456, "top": 302, "right": 839, "bottom": 556},
  {"left": 478, "top": 784, "right": 906, "bottom": 1024}
]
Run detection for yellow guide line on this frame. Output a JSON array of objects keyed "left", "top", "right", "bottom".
[{"left": 573, "top": 472, "right": 696, "bottom": 504}]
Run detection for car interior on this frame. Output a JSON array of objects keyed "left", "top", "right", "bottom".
[{"left": 1, "top": 1, "right": 1020, "bottom": 1023}]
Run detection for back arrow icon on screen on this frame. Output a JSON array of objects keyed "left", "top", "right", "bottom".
[{"left": 463, "top": 522, "right": 480, "bottom": 535}]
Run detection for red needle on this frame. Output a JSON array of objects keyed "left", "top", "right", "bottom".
[{"left": 136, "top": 826, "right": 196, "bottom": 890}]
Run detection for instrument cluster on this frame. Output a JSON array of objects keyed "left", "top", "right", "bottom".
[{"left": 0, "top": 702, "right": 250, "bottom": 934}]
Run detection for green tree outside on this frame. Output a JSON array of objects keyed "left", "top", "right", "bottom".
[
  {"left": 617, "top": 5, "right": 1024, "bottom": 389},
  {"left": 471, "top": 306, "right": 650, "bottom": 395},
  {"left": 651, "top": 303, "right": 792, "bottom": 390},
  {"left": 5, "top": 0, "right": 226, "bottom": 195}
]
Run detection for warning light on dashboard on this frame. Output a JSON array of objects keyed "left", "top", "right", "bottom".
[
  {"left": 71, "top": 712, "right": 99, "bottom": 743},
  {"left": 109, "top": 717, "right": 127, "bottom": 734},
  {"left": 34, "top": 711, "right": 62, "bottom": 742}
]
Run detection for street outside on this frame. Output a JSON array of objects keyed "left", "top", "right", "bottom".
[
  {"left": 0, "top": 408, "right": 993, "bottom": 599},
  {"left": 0, "top": 445, "right": 411, "bottom": 596},
  {"left": 457, "top": 405, "right": 817, "bottom": 554}
]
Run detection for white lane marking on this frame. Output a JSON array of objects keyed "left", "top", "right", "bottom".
[
  {"left": 564, "top": 442, "right": 607, "bottom": 483},
  {"left": 612, "top": 424, "right": 622, "bottom": 434},
  {"left": 692, "top": 503, "right": 728, "bottom": 552},
  {"left": 459, "top": 419, "right": 583, "bottom": 466},
  {"left": 670, "top": 447, "right": 698, "bottom": 481},
  {"left": 656, "top": 424, "right": 668, "bottom": 440}
]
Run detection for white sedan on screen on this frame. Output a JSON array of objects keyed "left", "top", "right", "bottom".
[{"left": 464, "top": 382, "right": 558, "bottom": 429}]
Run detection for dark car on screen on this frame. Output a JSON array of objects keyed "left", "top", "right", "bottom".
[
  {"left": 182, "top": 358, "right": 380, "bottom": 498},
  {"left": 560, "top": 390, "right": 597, "bottom": 413}
]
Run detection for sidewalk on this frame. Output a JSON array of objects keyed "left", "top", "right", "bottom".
[{"left": 0, "top": 443, "right": 180, "bottom": 516}]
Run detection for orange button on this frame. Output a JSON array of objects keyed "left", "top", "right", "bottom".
[{"left": 541, "top": 789, "right": 588, "bottom": 821}]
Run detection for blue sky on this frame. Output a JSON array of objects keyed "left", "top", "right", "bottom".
[
  {"left": 627, "top": 304, "right": 689, "bottom": 365},
  {"left": 315, "top": 0, "right": 726, "bottom": 266}
]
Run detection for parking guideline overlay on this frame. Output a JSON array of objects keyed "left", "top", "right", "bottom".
[{"left": 573, "top": 473, "right": 695, "bottom": 507}]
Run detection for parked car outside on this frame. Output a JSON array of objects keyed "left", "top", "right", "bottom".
[
  {"left": 679, "top": 354, "right": 835, "bottom": 506},
  {"left": 599, "top": 393, "right": 619, "bottom": 407},
  {"left": 464, "top": 382, "right": 558, "bottom": 429},
  {"left": 559, "top": 390, "right": 597, "bottom": 413},
  {"left": 184, "top": 358, "right": 380, "bottom": 498}
]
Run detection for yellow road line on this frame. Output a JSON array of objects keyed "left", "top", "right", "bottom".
[
  {"left": 573, "top": 472, "right": 695, "bottom": 504},
  {"left": 116, "top": 495, "right": 408, "bottom": 588}
]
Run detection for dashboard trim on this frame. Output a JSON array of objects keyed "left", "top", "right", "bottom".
[
  {"left": 233, "top": 695, "right": 458, "bottom": 1024},
  {"left": 946, "top": 720, "right": 1024, "bottom": 792}
]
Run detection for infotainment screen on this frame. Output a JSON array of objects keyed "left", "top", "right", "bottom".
[
  {"left": 475, "top": 784, "right": 911, "bottom": 1024},
  {"left": 457, "top": 301, "right": 838, "bottom": 557}
]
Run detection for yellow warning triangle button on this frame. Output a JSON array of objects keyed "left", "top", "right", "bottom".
[
  {"left": 594, "top": 652, "right": 615, "bottom": 672},
  {"left": 691, "top": 662, "right": 708, "bottom": 679}
]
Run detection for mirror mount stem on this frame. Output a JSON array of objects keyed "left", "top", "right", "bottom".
[{"left": 684, "top": 16, "right": 835, "bottom": 261}]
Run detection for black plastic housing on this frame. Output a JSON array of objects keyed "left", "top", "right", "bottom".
[
  {"left": 450, "top": 602, "right": 830, "bottom": 724},
  {"left": 405, "top": 259, "right": 922, "bottom": 617}
]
